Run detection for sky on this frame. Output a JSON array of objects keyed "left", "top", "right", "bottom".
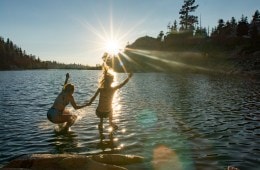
[{"left": 0, "top": 0, "right": 259, "bottom": 66}]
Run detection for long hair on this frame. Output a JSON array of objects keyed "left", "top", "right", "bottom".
[
  {"left": 99, "top": 54, "right": 114, "bottom": 88},
  {"left": 99, "top": 69, "right": 114, "bottom": 88},
  {"left": 63, "top": 83, "right": 74, "bottom": 93}
]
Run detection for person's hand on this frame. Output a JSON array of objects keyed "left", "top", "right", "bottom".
[
  {"left": 128, "top": 72, "right": 133, "bottom": 78},
  {"left": 66, "top": 73, "right": 70, "bottom": 79}
]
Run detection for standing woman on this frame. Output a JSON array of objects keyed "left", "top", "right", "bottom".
[
  {"left": 88, "top": 69, "right": 133, "bottom": 139},
  {"left": 47, "top": 73, "right": 89, "bottom": 131}
]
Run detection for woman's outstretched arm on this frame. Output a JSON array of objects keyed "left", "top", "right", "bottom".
[
  {"left": 115, "top": 72, "right": 133, "bottom": 89},
  {"left": 64, "top": 73, "right": 69, "bottom": 85},
  {"left": 69, "top": 95, "right": 89, "bottom": 110}
]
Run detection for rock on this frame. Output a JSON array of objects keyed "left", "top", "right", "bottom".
[
  {"left": 2, "top": 154, "right": 145, "bottom": 170},
  {"left": 92, "top": 154, "right": 144, "bottom": 165}
]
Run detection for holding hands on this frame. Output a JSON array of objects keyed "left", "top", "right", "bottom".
[{"left": 128, "top": 72, "right": 133, "bottom": 78}]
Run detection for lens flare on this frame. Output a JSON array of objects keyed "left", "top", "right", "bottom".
[
  {"left": 74, "top": 3, "right": 148, "bottom": 67},
  {"left": 105, "top": 39, "right": 121, "bottom": 55}
]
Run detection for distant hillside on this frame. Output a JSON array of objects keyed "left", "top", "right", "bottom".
[
  {"left": 113, "top": 9, "right": 260, "bottom": 77},
  {"left": 112, "top": 35, "right": 260, "bottom": 77},
  {"left": 0, "top": 36, "right": 101, "bottom": 70}
]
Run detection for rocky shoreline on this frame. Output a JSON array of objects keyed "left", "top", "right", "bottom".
[
  {"left": 230, "top": 50, "right": 260, "bottom": 78},
  {"left": 2, "top": 154, "right": 145, "bottom": 170},
  {"left": 1, "top": 153, "right": 242, "bottom": 170}
]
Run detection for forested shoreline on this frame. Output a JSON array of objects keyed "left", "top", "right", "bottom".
[
  {"left": 0, "top": 37, "right": 101, "bottom": 70},
  {"left": 1, "top": 0, "right": 259, "bottom": 75},
  {"left": 116, "top": 1, "right": 260, "bottom": 76}
]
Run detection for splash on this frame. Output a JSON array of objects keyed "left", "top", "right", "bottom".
[
  {"left": 74, "top": 109, "right": 88, "bottom": 122},
  {"left": 54, "top": 123, "right": 68, "bottom": 133}
]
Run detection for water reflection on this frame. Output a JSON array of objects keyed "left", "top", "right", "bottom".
[
  {"left": 152, "top": 145, "right": 182, "bottom": 170},
  {"left": 96, "top": 125, "right": 126, "bottom": 152},
  {"left": 97, "top": 130, "right": 116, "bottom": 151},
  {"left": 1, "top": 70, "right": 260, "bottom": 169},
  {"left": 48, "top": 130, "right": 78, "bottom": 153}
]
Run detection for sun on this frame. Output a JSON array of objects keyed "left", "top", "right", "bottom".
[{"left": 104, "top": 39, "right": 121, "bottom": 55}]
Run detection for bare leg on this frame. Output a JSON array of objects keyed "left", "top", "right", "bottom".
[
  {"left": 52, "top": 110, "right": 77, "bottom": 131},
  {"left": 109, "top": 112, "right": 118, "bottom": 131},
  {"left": 64, "top": 114, "right": 77, "bottom": 130},
  {"left": 98, "top": 118, "right": 105, "bottom": 140}
]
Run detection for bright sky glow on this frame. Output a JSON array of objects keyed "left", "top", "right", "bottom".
[
  {"left": 0, "top": 0, "right": 259, "bottom": 66},
  {"left": 105, "top": 39, "right": 121, "bottom": 55}
]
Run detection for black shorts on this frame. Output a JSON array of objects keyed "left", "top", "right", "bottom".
[{"left": 96, "top": 110, "right": 112, "bottom": 118}]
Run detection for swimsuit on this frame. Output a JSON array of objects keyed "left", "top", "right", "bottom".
[
  {"left": 47, "top": 91, "right": 68, "bottom": 123},
  {"left": 47, "top": 108, "right": 62, "bottom": 123}
]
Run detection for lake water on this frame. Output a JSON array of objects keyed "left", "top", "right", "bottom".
[{"left": 0, "top": 70, "right": 259, "bottom": 169}]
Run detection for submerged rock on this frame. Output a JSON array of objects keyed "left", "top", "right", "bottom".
[{"left": 3, "top": 154, "right": 145, "bottom": 170}]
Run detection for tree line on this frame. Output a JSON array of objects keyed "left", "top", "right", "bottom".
[
  {"left": 129, "top": 0, "right": 259, "bottom": 51},
  {"left": 165, "top": 0, "right": 259, "bottom": 40},
  {"left": 0, "top": 36, "right": 101, "bottom": 70},
  {"left": 121, "top": 0, "right": 259, "bottom": 73}
]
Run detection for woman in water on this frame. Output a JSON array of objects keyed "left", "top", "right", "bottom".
[
  {"left": 47, "top": 73, "right": 89, "bottom": 131},
  {"left": 88, "top": 64, "right": 133, "bottom": 138}
]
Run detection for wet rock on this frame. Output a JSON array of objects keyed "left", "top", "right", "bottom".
[
  {"left": 3, "top": 154, "right": 144, "bottom": 170},
  {"left": 92, "top": 154, "right": 144, "bottom": 165}
]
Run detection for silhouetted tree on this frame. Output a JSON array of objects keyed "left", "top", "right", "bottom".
[
  {"left": 179, "top": 0, "right": 199, "bottom": 31},
  {"left": 237, "top": 15, "right": 249, "bottom": 37},
  {"left": 211, "top": 19, "right": 225, "bottom": 38},
  {"left": 217, "top": 19, "right": 225, "bottom": 33},
  {"left": 167, "top": 20, "right": 178, "bottom": 35},
  {"left": 173, "top": 20, "right": 178, "bottom": 32},
  {"left": 167, "top": 22, "right": 172, "bottom": 35},
  {"left": 228, "top": 17, "right": 238, "bottom": 36},
  {"left": 157, "top": 31, "right": 164, "bottom": 41},
  {"left": 194, "top": 27, "right": 207, "bottom": 37},
  {"left": 249, "top": 10, "right": 260, "bottom": 45}
]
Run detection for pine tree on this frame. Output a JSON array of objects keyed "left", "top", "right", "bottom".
[
  {"left": 157, "top": 31, "right": 164, "bottom": 41},
  {"left": 249, "top": 10, "right": 260, "bottom": 43},
  {"left": 179, "top": 0, "right": 199, "bottom": 31},
  {"left": 237, "top": 15, "right": 249, "bottom": 37}
]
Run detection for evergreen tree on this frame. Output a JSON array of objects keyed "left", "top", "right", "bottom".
[
  {"left": 167, "top": 22, "right": 172, "bottom": 34},
  {"left": 249, "top": 10, "right": 260, "bottom": 43},
  {"left": 167, "top": 20, "right": 178, "bottom": 35},
  {"left": 195, "top": 27, "right": 207, "bottom": 37},
  {"left": 173, "top": 20, "right": 178, "bottom": 32},
  {"left": 179, "top": 0, "right": 199, "bottom": 31},
  {"left": 237, "top": 15, "right": 249, "bottom": 37},
  {"left": 217, "top": 19, "right": 225, "bottom": 33},
  {"left": 229, "top": 17, "right": 237, "bottom": 36},
  {"left": 157, "top": 31, "right": 164, "bottom": 41},
  {"left": 252, "top": 10, "right": 260, "bottom": 23}
]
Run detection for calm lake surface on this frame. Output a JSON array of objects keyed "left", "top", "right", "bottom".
[{"left": 0, "top": 70, "right": 259, "bottom": 169}]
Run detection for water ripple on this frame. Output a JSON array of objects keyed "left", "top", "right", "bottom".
[{"left": 0, "top": 71, "right": 260, "bottom": 169}]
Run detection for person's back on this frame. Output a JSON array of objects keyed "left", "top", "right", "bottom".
[
  {"left": 52, "top": 91, "right": 69, "bottom": 112},
  {"left": 97, "top": 87, "right": 115, "bottom": 113}
]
